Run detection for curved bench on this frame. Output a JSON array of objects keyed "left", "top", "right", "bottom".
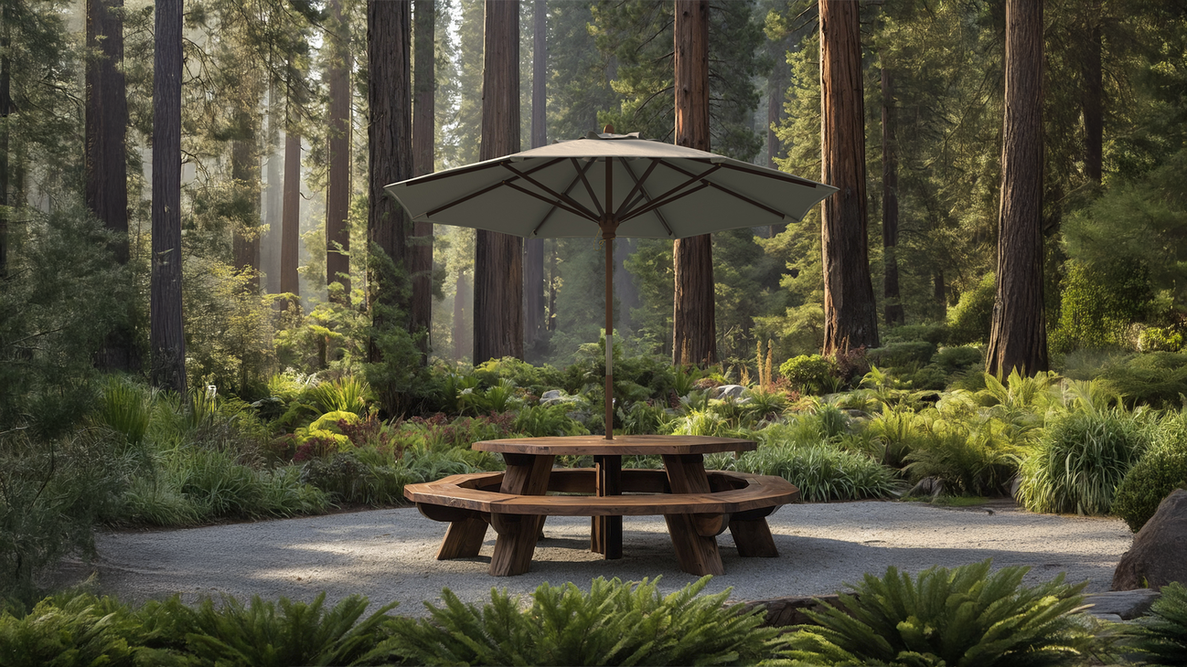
[{"left": 405, "top": 468, "right": 800, "bottom": 571}]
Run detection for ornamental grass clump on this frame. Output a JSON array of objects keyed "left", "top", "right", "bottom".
[
  {"left": 1016, "top": 409, "right": 1148, "bottom": 515},
  {"left": 370, "top": 576, "right": 779, "bottom": 666},
  {"left": 1125, "top": 581, "right": 1187, "bottom": 666},
  {"left": 778, "top": 560, "right": 1093, "bottom": 667}
]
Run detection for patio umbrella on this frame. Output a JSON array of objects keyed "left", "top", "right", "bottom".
[{"left": 385, "top": 131, "right": 836, "bottom": 439}]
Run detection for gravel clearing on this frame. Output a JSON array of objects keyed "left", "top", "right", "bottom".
[{"left": 69, "top": 500, "right": 1134, "bottom": 614}]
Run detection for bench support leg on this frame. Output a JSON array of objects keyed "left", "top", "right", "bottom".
[
  {"left": 437, "top": 516, "right": 489, "bottom": 560},
  {"left": 592, "top": 455, "right": 623, "bottom": 558},
  {"left": 490, "top": 514, "right": 543, "bottom": 576},
  {"left": 665, "top": 514, "right": 725, "bottom": 576},
  {"left": 729, "top": 517, "right": 778, "bottom": 558}
]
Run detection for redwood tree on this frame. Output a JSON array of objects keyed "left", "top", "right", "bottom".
[
  {"left": 819, "top": 0, "right": 878, "bottom": 356},
  {"left": 987, "top": 0, "right": 1047, "bottom": 377},
  {"left": 881, "top": 65, "right": 904, "bottom": 327},
  {"left": 473, "top": 0, "right": 523, "bottom": 363},
  {"left": 326, "top": 0, "right": 352, "bottom": 303},
  {"left": 411, "top": 0, "right": 435, "bottom": 357},
  {"left": 524, "top": 0, "right": 547, "bottom": 353},
  {"left": 672, "top": 0, "right": 715, "bottom": 366},
  {"left": 280, "top": 118, "right": 301, "bottom": 301},
  {"left": 151, "top": 0, "right": 186, "bottom": 395}
]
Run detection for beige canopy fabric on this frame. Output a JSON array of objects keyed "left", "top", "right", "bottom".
[
  {"left": 385, "top": 132, "right": 837, "bottom": 240},
  {"left": 384, "top": 132, "right": 836, "bottom": 439}
]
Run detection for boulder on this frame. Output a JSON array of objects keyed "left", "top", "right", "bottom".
[
  {"left": 1112, "top": 489, "right": 1187, "bottom": 591},
  {"left": 713, "top": 384, "right": 748, "bottom": 401},
  {"left": 1083, "top": 589, "right": 1160, "bottom": 620},
  {"left": 540, "top": 389, "right": 578, "bottom": 406}
]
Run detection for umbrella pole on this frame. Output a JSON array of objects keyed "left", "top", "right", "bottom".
[{"left": 604, "top": 231, "right": 614, "bottom": 440}]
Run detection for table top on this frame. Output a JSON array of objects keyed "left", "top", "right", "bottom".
[{"left": 471, "top": 434, "right": 756, "bottom": 456}]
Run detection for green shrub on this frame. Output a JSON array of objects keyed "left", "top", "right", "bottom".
[
  {"left": 947, "top": 272, "right": 996, "bottom": 345},
  {"left": 1017, "top": 409, "right": 1148, "bottom": 515},
  {"left": 369, "top": 576, "right": 778, "bottom": 666},
  {"left": 1139, "top": 325, "right": 1185, "bottom": 352},
  {"left": 1126, "top": 581, "right": 1187, "bottom": 666},
  {"left": 94, "top": 377, "right": 154, "bottom": 450},
  {"left": 932, "top": 346, "right": 984, "bottom": 374},
  {"left": 779, "top": 355, "right": 837, "bottom": 395},
  {"left": 722, "top": 444, "right": 897, "bottom": 502},
  {"left": 0, "top": 594, "right": 142, "bottom": 667},
  {"left": 882, "top": 323, "right": 949, "bottom": 345},
  {"left": 1112, "top": 414, "right": 1187, "bottom": 531},
  {"left": 779, "top": 560, "right": 1093, "bottom": 667},
  {"left": 903, "top": 415, "right": 1022, "bottom": 497},
  {"left": 308, "top": 376, "right": 375, "bottom": 416},
  {"left": 1097, "top": 352, "right": 1187, "bottom": 409},
  {"left": 866, "top": 341, "right": 937, "bottom": 369}
]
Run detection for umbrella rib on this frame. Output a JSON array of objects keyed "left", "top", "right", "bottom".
[
  {"left": 701, "top": 181, "right": 790, "bottom": 220},
  {"left": 421, "top": 158, "right": 570, "bottom": 218},
  {"left": 530, "top": 159, "right": 596, "bottom": 236},
  {"left": 617, "top": 164, "right": 722, "bottom": 221},
  {"left": 503, "top": 180, "right": 599, "bottom": 223},
  {"left": 620, "top": 181, "right": 712, "bottom": 223},
  {"left": 616, "top": 159, "right": 673, "bottom": 237},
  {"left": 502, "top": 163, "right": 600, "bottom": 221},
  {"left": 426, "top": 180, "right": 508, "bottom": 217},
  {"left": 692, "top": 159, "right": 820, "bottom": 188},
  {"left": 572, "top": 158, "right": 604, "bottom": 218},
  {"left": 399, "top": 157, "right": 509, "bottom": 184}
]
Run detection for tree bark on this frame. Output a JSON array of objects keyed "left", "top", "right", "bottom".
[
  {"left": 367, "top": 0, "right": 414, "bottom": 363},
  {"left": 326, "top": 0, "right": 352, "bottom": 303},
  {"left": 281, "top": 129, "right": 301, "bottom": 300},
  {"left": 819, "top": 0, "right": 878, "bottom": 357},
  {"left": 880, "top": 65, "right": 904, "bottom": 327},
  {"left": 672, "top": 0, "right": 716, "bottom": 366},
  {"left": 87, "top": 0, "right": 135, "bottom": 370},
  {"left": 987, "top": 0, "right": 1044, "bottom": 377},
  {"left": 453, "top": 269, "right": 471, "bottom": 360},
  {"left": 411, "top": 0, "right": 435, "bottom": 358},
  {"left": 262, "top": 82, "right": 282, "bottom": 295},
  {"left": 524, "top": 0, "right": 547, "bottom": 354},
  {"left": 987, "top": 0, "right": 1047, "bottom": 377},
  {"left": 473, "top": 0, "right": 523, "bottom": 363},
  {"left": 1082, "top": 0, "right": 1103, "bottom": 185},
  {"left": 231, "top": 112, "right": 260, "bottom": 293},
  {"left": 0, "top": 6, "right": 8, "bottom": 280},
  {"left": 151, "top": 0, "right": 186, "bottom": 396}
]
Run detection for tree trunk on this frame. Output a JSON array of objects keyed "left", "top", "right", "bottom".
[
  {"left": 819, "top": 0, "right": 879, "bottom": 357},
  {"left": 766, "top": 28, "right": 791, "bottom": 238},
  {"left": 326, "top": 0, "right": 352, "bottom": 303},
  {"left": 281, "top": 129, "right": 301, "bottom": 301},
  {"left": 86, "top": 0, "right": 135, "bottom": 370},
  {"left": 411, "top": 0, "right": 435, "bottom": 358},
  {"left": 524, "top": 0, "right": 547, "bottom": 354},
  {"left": 987, "top": 0, "right": 1047, "bottom": 377},
  {"left": 1082, "top": 0, "right": 1103, "bottom": 185},
  {"left": 367, "top": 0, "right": 414, "bottom": 363},
  {"left": 0, "top": 6, "right": 8, "bottom": 280},
  {"left": 933, "top": 269, "right": 946, "bottom": 317},
  {"left": 231, "top": 115, "right": 260, "bottom": 293},
  {"left": 262, "top": 82, "right": 282, "bottom": 295},
  {"left": 672, "top": 0, "right": 715, "bottom": 366},
  {"left": 151, "top": 0, "right": 186, "bottom": 396},
  {"left": 473, "top": 0, "right": 523, "bottom": 363},
  {"left": 880, "top": 65, "right": 904, "bottom": 327},
  {"left": 452, "top": 270, "right": 471, "bottom": 361}
]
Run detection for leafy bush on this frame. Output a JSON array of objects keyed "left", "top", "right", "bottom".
[
  {"left": 716, "top": 444, "right": 897, "bottom": 502},
  {"left": 932, "top": 345, "right": 984, "bottom": 375},
  {"left": 779, "top": 355, "right": 837, "bottom": 395},
  {"left": 1126, "top": 581, "right": 1187, "bottom": 666},
  {"left": 1139, "top": 325, "right": 1185, "bottom": 352},
  {"left": 371, "top": 577, "right": 778, "bottom": 666},
  {"left": 1097, "top": 352, "right": 1187, "bottom": 409},
  {"left": 0, "top": 594, "right": 142, "bottom": 666},
  {"left": 1050, "top": 259, "right": 1152, "bottom": 354},
  {"left": 900, "top": 408, "right": 1022, "bottom": 497},
  {"left": 1112, "top": 414, "right": 1187, "bottom": 531},
  {"left": 882, "top": 323, "right": 949, "bottom": 345},
  {"left": 308, "top": 376, "right": 375, "bottom": 416},
  {"left": 779, "top": 560, "right": 1093, "bottom": 667},
  {"left": 866, "top": 341, "right": 937, "bottom": 369},
  {"left": 1016, "top": 409, "right": 1148, "bottom": 515},
  {"left": 947, "top": 272, "right": 996, "bottom": 345}
]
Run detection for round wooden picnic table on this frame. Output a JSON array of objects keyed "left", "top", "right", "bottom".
[{"left": 471, "top": 435, "right": 760, "bottom": 575}]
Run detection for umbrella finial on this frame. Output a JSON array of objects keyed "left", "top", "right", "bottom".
[{"left": 603, "top": 123, "right": 614, "bottom": 134}]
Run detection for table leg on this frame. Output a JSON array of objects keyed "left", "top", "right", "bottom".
[
  {"left": 591, "top": 455, "right": 623, "bottom": 558},
  {"left": 662, "top": 454, "right": 725, "bottom": 576},
  {"left": 489, "top": 453, "right": 554, "bottom": 576},
  {"left": 437, "top": 516, "right": 489, "bottom": 559},
  {"left": 729, "top": 506, "right": 779, "bottom": 557}
]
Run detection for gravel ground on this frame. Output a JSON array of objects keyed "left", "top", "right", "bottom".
[{"left": 64, "top": 500, "right": 1134, "bottom": 614}]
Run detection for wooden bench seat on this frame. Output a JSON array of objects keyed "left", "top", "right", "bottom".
[{"left": 405, "top": 468, "right": 799, "bottom": 574}]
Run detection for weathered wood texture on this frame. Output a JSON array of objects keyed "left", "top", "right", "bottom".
[
  {"left": 820, "top": 0, "right": 879, "bottom": 356},
  {"left": 326, "top": 0, "right": 352, "bottom": 302},
  {"left": 672, "top": 0, "right": 716, "bottom": 367},
  {"left": 473, "top": 434, "right": 755, "bottom": 456},
  {"left": 474, "top": 0, "right": 524, "bottom": 363},
  {"left": 411, "top": 0, "right": 435, "bottom": 356},
  {"left": 150, "top": 0, "right": 186, "bottom": 396},
  {"left": 987, "top": 0, "right": 1047, "bottom": 377}
]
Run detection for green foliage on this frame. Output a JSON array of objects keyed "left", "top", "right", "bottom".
[
  {"left": 1050, "top": 260, "right": 1152, "bottom": 354},
  {"left": 371, "top": 576, "right": 778, "bottom": 666},
  {"left": 1017, "top": 409, "right": 1149, "bottom": 515},
  {"left": 947, "top": 273, "right": 996, "bottom": 346},
  {"left": 780, "top": 355, "right": 838, "bottom": 395},
  {"left": 1125, "top": 581, "right": 1187, "bottom": 666},
  {"left": 902, "top": 412, "right": 1022, "bottom": 497},
  {"left": 867, "top": 341, "right": 938, "bottom": 369},
  {"left": 1112, "top": 413, "right": 1187, "bottom": 531},
  {"left": 779, "top": 561, "right": 1092, "bottom": 667},
  {"left": 0, "top": 594, "right": 143, "bottom": 667},
  {"left": 308, "top": 376, "right": 375, "bottom": 416},
  {"left": 717, "top": 443, "right": 897, "bottom": 502},
  {"left": 1092, "top": 352, "right": 1187, "bottom": 410}
]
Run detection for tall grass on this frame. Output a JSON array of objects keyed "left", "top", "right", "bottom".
[{"left": 713, "top": 444, "right": 898, "bottom": 502}]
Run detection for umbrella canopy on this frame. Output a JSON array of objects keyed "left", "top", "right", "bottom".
[{"left": 385, "top": 132, "right": 837, "bottom": 439}]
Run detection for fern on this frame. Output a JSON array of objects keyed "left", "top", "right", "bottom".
[
  {"left": 779, "top": 560, "right": 1093, "bottom": 667},
  {"left": 1125, "top": 582, "right": 1187, "bottom": 666}
]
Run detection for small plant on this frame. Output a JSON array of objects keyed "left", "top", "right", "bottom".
[
  {"left": 779, "top": 354, "right": 836, "bottom": 395},
  {"left": 727, "top": 444, "right": 897, "bottom": 502},
  {"left": 0, "top": 594, "right": 140, "bottom": 666},
  {"left": 1125, "top": 581, "right": 1187, "bottom": 666},
  {"left": 368, "top": 576, "right": 778, "bottom": 666},
  {"left": 309, "top": 376, "right": 375, "bottom": 416},
  {"left": 1112, "top": 413, "right": 1187, "bottom": 531},
  {"left": 779, "top": 560, "right": 1093, "bottom": 667}
]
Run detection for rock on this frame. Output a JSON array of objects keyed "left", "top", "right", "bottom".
[
  {"left": 540, "top": 389, "right": 578, "bottom": 406},
  {"left": 1113, "top": 489, "right": 1187, "bottom": 591},
  {"left": 732, "top": 594, "right": 846, "bottom": 627},
  {"left": 1083, "top": 589, "right": 1160, "bottom": 620},
  {"left": 713, "top": 384, "right": 748, "bottom": 401}
]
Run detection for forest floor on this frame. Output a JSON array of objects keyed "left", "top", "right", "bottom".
[{"left": 52, "top": 499, "right": 1134, "bottom": 614}]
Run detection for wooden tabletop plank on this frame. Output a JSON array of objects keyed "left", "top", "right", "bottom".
[{"left": 472, "top": 434, "right": 756, "bottom": 455}]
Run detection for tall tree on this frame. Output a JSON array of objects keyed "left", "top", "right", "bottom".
[
  {"left": 0, "top": 5, "right": 11, "bottom": 279},
  {"left": 819, "top": 0, "right": 878, "bottom": 356},
  {"left": 368, "top": 0, "right": 414, "bottom": 363},
  {"left": 262, "top": 84, "right": 282, "bottom": 295},
  {"left": 281, "top": 110, "right": 301, "bottom": 302},
  {"left": 473, "top": 0, "right": 523, "bottom": 363},
  {"left": 880, "top": 64, "right": 904, "bottom": 327},
  {"left": 151, "top": 0, "right": 186, "bottom": 395},
  {"left": 411, "top": 0, "right": 435, "bottom": 358},
  {"left": 231, "top": 104, "right": 261, "bottom": 293},
  {"left": 671, "top": 0, "right": 715, "bottom": 366},
  {"left": 326, "top": 0, "right": 352, "bottom": 303},
  {"left": 987, "top": 0, "right": 1047, "bottom": 376},
  {"left": 524, "top": 0, "right": 546, "bottom": 354}
]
